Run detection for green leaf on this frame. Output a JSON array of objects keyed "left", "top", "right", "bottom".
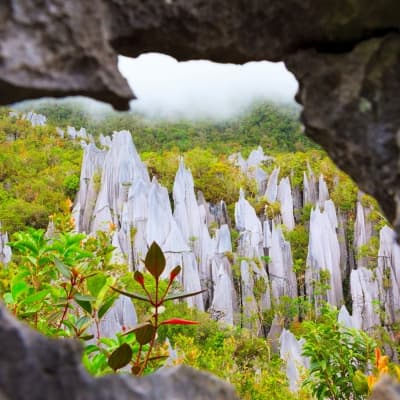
[
  {"left": 163, "top": 288, "right": 206, "bottom": 302},
  {"left": 74, "top": 293, "right": 96, "bottom": 302},
  {"left": 11, "top": 281, "right": 28, "bottom": 300},
  {"left": 98, "top": 295, "right": 118, "bottom": 319},
  {"left": 22, "top": 289, "right": 50, "bottom": 304},
  {"left": 110, "top": 287, "right": 151, "bottom": 303},
  {"left": 87, "top": 273, "right": 107, "bottom": 297},
  {"left": 144, "top": 241, "right": 165, "bottom": 279},
  {"left": 54, "top": 258, "right": 72, "bottom": 279},
  {"left": 75, "top": 299, "right": 92, "bottom": 314},
  {"left": 108, "top": 343, "right": 133, "bottom": 371}
]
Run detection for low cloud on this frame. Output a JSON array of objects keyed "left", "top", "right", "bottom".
[{"left": 118, "top": 53, "right": 298, "bottom": 121}]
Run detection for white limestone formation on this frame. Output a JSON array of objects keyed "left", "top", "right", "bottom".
[
  {"left": 173, "top": 159, "right": 203, "bottom": 252},
  {"left": 215, "top": 224, "right": 232, "bottom": 254},
  {"left": 268, "top": 223, "right": 297, "bottom": 300},
  {"left": 263, "top": 219, "right": 272, "bottom": 250},
  {"left": 350, "top": 267, "right": 380, "bottom": 330},
  {"left": 318, "top": 174, "right": 330, "bottom": 208},
  {"left": 73, "top": 143, "right": 106, "bottom": 232},
  {"left": 209, "top": 256, "right": 235, "bottom": 325},
  {"left": 235, "top": 189, "right": 263, "bottom": 258},
  {"left": 265, "top": 167, "right": 280, "bottom": 203},
  {"left": 0, "top": 231, "right": 11, "bottom": 265},
  {"left": 306, "top": 203, "right": 343, "bottom": 307},
  {"left": 376, "top": 226, "right": 400, "bottom": 325},
  {"left": 22, "top": 111, "right": 47, "bottom": 126},
  {"left": 93, "top": 295, "right": 137, "bottom": 339},
  {"left": 56, "top": 127, "right": 65, "bottom": 138},
  {"left": 277, "top": 177, "right": 295, "bottom": 231},
  {"left": 303, "top": 165, "right": 317, "bottom": 205},
  {"left": 354, "top": 200, "right": 374, "bottom": 268},
  {"left": 91, "top": 131, "right": 150, "bottom": 232},
  {"left": 230, "top": 147, "right": 271, "bottom": 193},
  {"left": 280, "top": 329, "right": 309, "bottom": 392},
  {"left": 338, "top": 305, "right": 355, "bottom": 328}
]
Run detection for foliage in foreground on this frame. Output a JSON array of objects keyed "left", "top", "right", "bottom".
[
  {"left": 0, "top": 227, "right": 309, "bottom": 398},
  {"left": 301, "top": 306, "right": 376, "bottom": 400}
]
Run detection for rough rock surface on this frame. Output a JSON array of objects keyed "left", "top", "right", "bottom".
[
  {"left": 0, "top": 0, "right": 133, "bottom": 109},
  {"left": 286, "top": 33, "right": 400, "bottom": 237},
  {"left": 0, "top": 303, "right": 239, "bottom": 400}
]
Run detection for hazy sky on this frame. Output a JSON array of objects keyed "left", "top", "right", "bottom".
[{"left": 118, "top": 53, "right": 298, "bottom": 120}]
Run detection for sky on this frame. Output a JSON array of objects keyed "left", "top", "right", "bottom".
[{"left": 118, "top": 53, "right": 298, "bottom": 121}]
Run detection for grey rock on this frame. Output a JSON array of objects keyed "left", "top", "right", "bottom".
[
  {"left": 0, "top": 303, "right": 239, "bottom": 400},
  {"left": 370, "top": 376, "right": 400, "bottom": 400},
  {"left": 287, "top": 33, "right": 400, "bottom": 239},
  {"left": 0, "top": 1, "right": 133, "bottom": 110}
]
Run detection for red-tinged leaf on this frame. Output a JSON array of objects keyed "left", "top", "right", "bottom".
[
  {"left": 160, "top": 318, "right": 200, "bottom": 325},
  {"left": 110, "top": 287, "right": 152, "bottom": 303},
  {"left": 133, "top": 322, "right": 155, "bottom": 345},
  {"left": 163, "top": 289, "right": 206, "bottom": 302},
  {"left": 144, "top": 242, "right": 165, "bottom": 279},
  {"left": 134, "top": 270, "right": 145, "bottom": 286},
  {"left": 108, "top": 343, "right": 133, "bottom": 371},
  {"left": 122, "top": 321, "right": 152, "bottom": 336},
  {"left": 169, "top": 265, "right": 181, "bottom": 283}
]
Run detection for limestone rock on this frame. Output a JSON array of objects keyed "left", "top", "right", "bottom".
[
  {"left": 306, "top": 204, "right": 343, "bottom": 307},
  {"left": 277, "top": 177, "right": 295, "bottom": 231},
  {"left": 0, "top": 231, "right": 11, "bottom": 266},
  {"left": 350, "top": 267, "right": 380, "bottom": 330},
  {"left": 265, "top": 167, "right": 280, "bottom": 203},
  {"left": 280, "top": 329, "right": 309, "bottom": 392},
  {"left": 268, "top": 223, "right": 297, "bottom": 300}
]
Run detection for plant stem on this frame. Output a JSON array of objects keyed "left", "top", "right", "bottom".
[
  {"left": 138, "top": 277, "right": 159, "bottom": 375},
  {"left": 58, "top": 281, "right": 74, "bottom": 329}
]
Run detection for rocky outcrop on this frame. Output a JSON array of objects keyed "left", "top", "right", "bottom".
[
  {"left": 0, "top": 303, "right": 238, "bottom": 400},
  {"left": 287, "top": 33, "right": 400, "bottom": 239},
  {"left": 0, "top": 1, "right": 133, "bottom": 110}
]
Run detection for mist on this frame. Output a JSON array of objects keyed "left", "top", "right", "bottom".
[{"left": 118, "top": 53, "right": 298, "bottom": 121}]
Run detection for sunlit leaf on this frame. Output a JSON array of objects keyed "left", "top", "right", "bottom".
[
  {"left": 98, "top": 295, "right": 118, "bottom": 319},
  {"left": 54, "top": 258, "right": 72, "bottom": 279},
  {"left": 87, "top": 274, "right": 107, "bottom": 297},
  {"left": 22, "top": 289, "right": 50, "bottom": 304},
  {"left": 11, "top": 281, "right": 28, "bottom": 300},
  {"left": 74, "top": 293, "right": 96, "bottom": 302}
]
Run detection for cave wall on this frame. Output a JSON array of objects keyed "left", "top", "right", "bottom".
[{"left": 1, "top": 1, "right": 400, "bottom": 399}]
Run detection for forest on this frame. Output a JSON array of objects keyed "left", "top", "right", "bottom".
[{"left": 0, "top": 102, "right": 396, "bottom": 400}]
